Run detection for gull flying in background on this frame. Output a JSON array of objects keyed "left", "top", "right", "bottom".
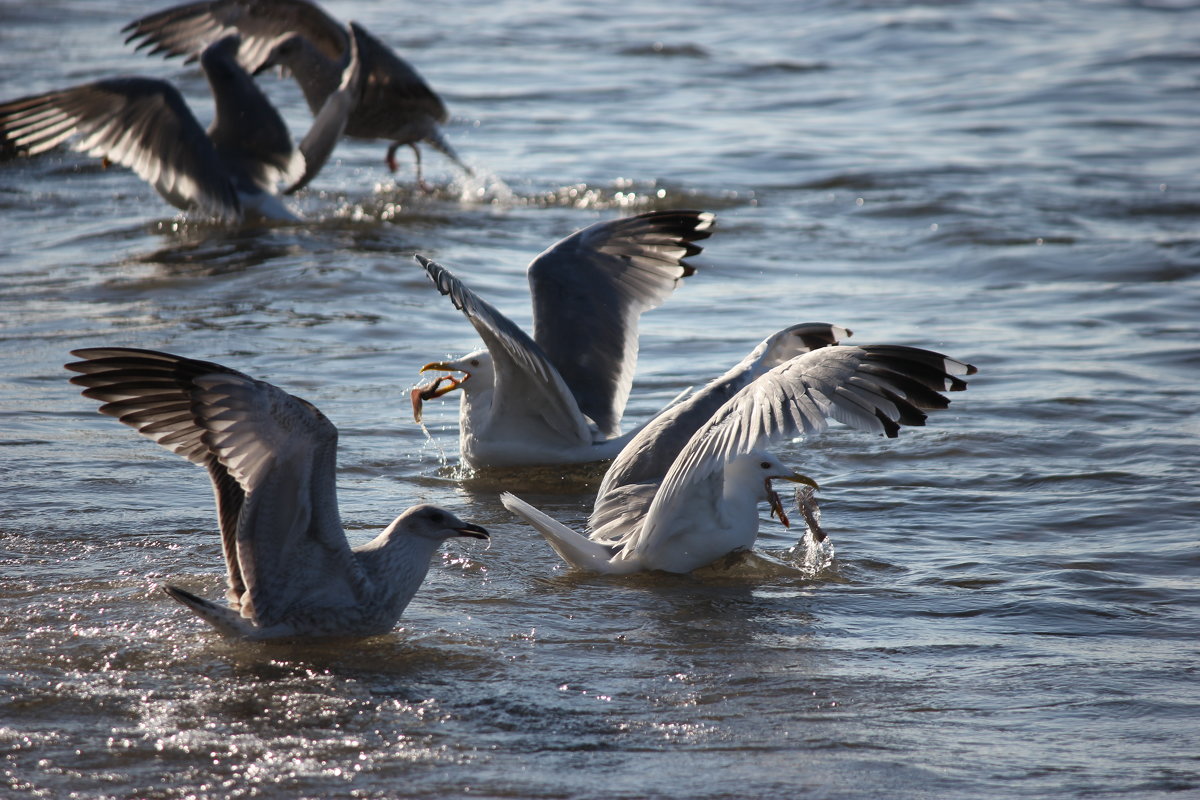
[
  {"left": 412, "top": 209, "right": 715, "bottom": 468},
  {"left": 66, "top": 347, "right": 488, "bottom": 640},
  {"left": 502, "top": 336, "right": 975, "bottom": 574},
  {"left": 123, "top": 0, "right": 471, "bottom": 189},
  {"left": 0, "top": 34, "right": 354, "bottom": 222}
]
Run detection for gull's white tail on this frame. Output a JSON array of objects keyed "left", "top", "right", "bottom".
[{"left": 500, "top": 492, "right": 636, "bottom": 575}]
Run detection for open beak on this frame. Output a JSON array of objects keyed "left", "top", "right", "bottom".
[
  {"left": 766, "top": 473, "right": 819, "bottom": 528},
  {"left": 455, "top": 522, "right": 489, "bottom": 540},
  {"left": 411, "top": 362, "right": 470, "bottom": 422}
]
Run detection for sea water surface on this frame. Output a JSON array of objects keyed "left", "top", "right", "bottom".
[{"left": 2, "top": 1, "right": 1198, "bottom": 798}]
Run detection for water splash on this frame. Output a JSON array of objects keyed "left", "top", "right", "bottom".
[
  {"left": 453, "top": 169, "right": 514, "bottom": 206},
  {"left": 787, "top": 485, "right": 836, "bottom": 576},
  {"left": 415, "top": 418, "right": 451, "bottom": 469}
]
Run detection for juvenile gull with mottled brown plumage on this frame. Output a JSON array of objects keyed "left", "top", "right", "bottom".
[{"left": 66, "top": 347, "right": 488, "bottom": 641}]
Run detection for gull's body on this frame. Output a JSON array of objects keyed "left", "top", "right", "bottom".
[
  {"left": 412, "top": 210, "right": 715, "bottom": 468},
  {"left": 66, "top": 347, "right": 488, "bottom": 640},
  {"left": 0, "top": 35, "right": 347, "bottom": 223},
  {"left": 502, "top": 339, "right": 975, "bottom": 574},
  {"left": 124, "top": 0, "right": 470, "bottom": 186}
]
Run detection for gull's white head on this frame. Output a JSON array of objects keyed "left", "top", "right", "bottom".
[
  {"left": 411, "top": 350, "right": 493, "bottom": 421},
  {"left": 727, "top": 451, "right": 819, "bottom": 529}
]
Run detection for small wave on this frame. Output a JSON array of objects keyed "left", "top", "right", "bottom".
[
  {"left": 734, "top": 60, "right": 832, "bottom": 77},
  {"left": 619, "top": 42, "right": 710, "bottom": 59}
]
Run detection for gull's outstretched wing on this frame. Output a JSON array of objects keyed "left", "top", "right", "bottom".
[
  {"left": 67, "top": 349, "right": 250, "bottom": 603},
  {"left": 201, "top": 35, "right": 304, "bottom": 193},
  {"left": 349, "top": 22, "right": 449, "bottom": 135},
  {"left": 123, "top": 0, "right": 347, "bottom": 71},
  {"left": 0, "top": 78, "right": 240, "bottom": 221},
  {"left": 418, "top": 256, "right": 594, "bottom": 448},
  {"left": 629, "top": 345, "right": 976, "bottom": 557},
  {"left": 285, "top": 22, "right": 363, "bottom": 194},
  {"left": 595, "top": 322, "right": 848, "bottom": 500},
  {"left": 65, "top": 348, "right": 365, "bottom": 629},
  {"left": 527, "top": 210, "right": 714, "bottom": 438}
]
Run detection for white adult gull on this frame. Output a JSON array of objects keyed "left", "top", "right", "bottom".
[
  {"left": 501, "top": 338, "right": 975, "bottom": 574},
  {"left": 0, "top": 33, "right": 355, "bottom": 222},
  {"left": 66, "top": 347, "right": 489, "bottom": 641},
  {"left": 411, "top": 209, "right": 716, "bottom": 468},
  {"left": 123, "top": 0, "right": 471, "bottom": 189}
]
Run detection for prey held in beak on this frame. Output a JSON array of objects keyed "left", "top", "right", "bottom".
[
  {"left": 411, "top": 363, "right": 470, "bottom": 422},
  {"left": 766, "top": 472, "right": 819, "bottom": 529}
]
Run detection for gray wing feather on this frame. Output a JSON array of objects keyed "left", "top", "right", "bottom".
[
  {"left": 285, "top": 23, "right": 362, "bottom": 193},
  {"left": 67, "top": 348, "right": 253, "bottom": 605},
  {"left": 528, "top": 210, "right": 714, "bottom": 438},
  {"left": 348, "top": 22, "right": 448, "bottom": 138},
  {"left": 65, "top": 347, "right": 365, "bottom": 628},
  {"left": 201, "top": 36, "right": 303, "bottom": 193},
  {"left": 123, "top": 0, "right": 347, "bottom": 69},
  {"left": 417, "top": 255, "right": 594, "bottom": 447},
  {"left": 0, "top": 79, "right": 241, "bottom": 221},
  {"left": 596, "top": 322, "right": 846, "bottom": 498},
  {"left": 124, "top": 3, "right": 448, "bottom": 145}
]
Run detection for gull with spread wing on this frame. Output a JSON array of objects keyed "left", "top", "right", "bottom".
[
  {"left": 123, "top": 0, "right": 470, "bottom": 188},
  {"left": 502, "top": 336, "right": 975, "bottom": 574},
  {"left": 67, "top": 348, "right": 488, "bottom": 640},
  {"left": 0, "top": 33, "right": 355, "bottom": 222},
  {"left": 411, "top": 210, "right": 715, "bottom": 468}
]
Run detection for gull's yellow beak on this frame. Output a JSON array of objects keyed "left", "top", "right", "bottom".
[
  {"left": 411, "top": 363, "right": 471, "bottom": 422},
  {"left": 765, "top": 472, "right": 819, "bottom": 528}
]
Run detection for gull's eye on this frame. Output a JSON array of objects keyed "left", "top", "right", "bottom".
[
  {"left": 760, "top": 461, "right": 771, "bottom": 469},
  {"left": 470, "top": 359, "right": 480, "bottom": 367},
  {"left": 429, "top": 511, "right": 445, "bottom": 524}
]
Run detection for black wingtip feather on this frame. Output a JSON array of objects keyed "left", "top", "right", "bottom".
[{"left": 875, "top": 408, "right": 901, "bottom": 438}]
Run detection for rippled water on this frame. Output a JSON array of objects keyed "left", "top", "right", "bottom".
[{"left": 2, "top": 1, "right": 1199, "bottom": 798}]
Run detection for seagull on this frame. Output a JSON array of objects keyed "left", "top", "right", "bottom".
[
  {"left": 596, "top": 322, "right": 853, "bottom": 497},
  {"left": 123, "top": 0, "right": 471, "bottom": 189},
  {"left": 66, "top": 347, "right": 489, "bottom": 640},
  {"left": 411, "top": 209, "right": 715, "bottom": 468},
  {"left": 501, "top": 339, "right": 975, "bottom": 574},
  {"left": 0, "top": 34, "right": 352, "bottom": 222}
]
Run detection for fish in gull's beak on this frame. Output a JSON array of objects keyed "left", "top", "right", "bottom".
[
  {"left": 411, "top": 362, "right": 471, "bottom": 422},
  {"left": 766, "top": 472, "right": 819, "bottom": 528}
]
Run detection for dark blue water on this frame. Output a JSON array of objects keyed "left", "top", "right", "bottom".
[{"left": 2, "top": 1, "right": 1198, "bottom": 798}]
